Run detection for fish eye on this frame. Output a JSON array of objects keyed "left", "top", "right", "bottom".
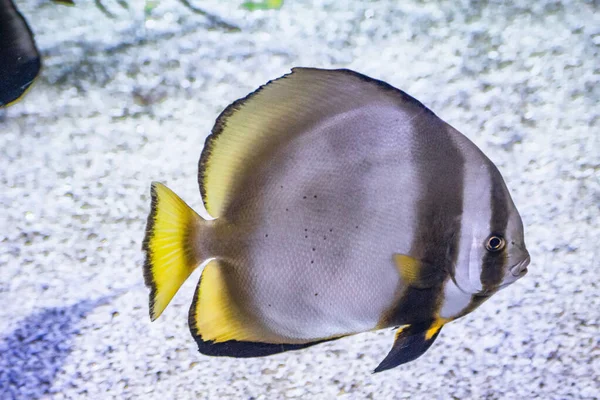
[{"left": 485, "top": 235, "right": 505, "bottom": 252}]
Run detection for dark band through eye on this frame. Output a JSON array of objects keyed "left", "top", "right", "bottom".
[{"left": 486, "top": 236, "right": 505, "bottom": 252}]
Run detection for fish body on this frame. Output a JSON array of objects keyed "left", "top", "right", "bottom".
[
  {"left": 143, "top": 68, "right": 530, "bottom": 372},
  {"left": 0, "top": 0, "right": 41, "bottom": 107}
]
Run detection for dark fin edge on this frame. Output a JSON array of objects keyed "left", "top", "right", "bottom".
[
  {"left": 319, "top": 68, "right": 434, "bottom": 117},
  {"left": 197, "top": 67, "right": 435, "bottom": 214},
  {"left": 187, "top": 273, "right": 335, "bottom": 358},
  {"left": 141, "top": 182, "right": 160, "bottom": 320},
  {"left": 373, "top": 320, "right": 444, "bottom": 373}
]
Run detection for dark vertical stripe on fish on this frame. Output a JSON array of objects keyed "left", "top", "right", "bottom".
[
  {"left": 380, "top": 123, "right": 465, "bottom": 327},
  {"left": 479, "top": 165, "right": 509, "bottom": 292}
]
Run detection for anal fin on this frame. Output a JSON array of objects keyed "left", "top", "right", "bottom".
[
  {"left": 188, "top": 260, "right": 342, "bottom": 358},
  {"left": 374, "top": 319, "right": 445, "bottom": 373},
  {"left": 188, "top": 260, "right": 258, "bottom": 344}
]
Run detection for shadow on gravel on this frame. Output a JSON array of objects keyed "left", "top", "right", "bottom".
[{"left": 0, "top": 297, "right": 110, "bottom": 399}]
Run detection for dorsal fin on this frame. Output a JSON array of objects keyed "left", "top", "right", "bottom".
[{"left": 198, "top": 67, "right": 434, "bottom": 218}]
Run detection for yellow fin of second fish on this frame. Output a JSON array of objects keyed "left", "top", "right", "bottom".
[
  {"left": 189, "top": 260, "right": 261, "bottom": 343},
  {"left": 51, "top": 0, "right": 75, "bottom": 5},
  {"left": 142, "top": 182, "right": 203, "bottom": 321}
]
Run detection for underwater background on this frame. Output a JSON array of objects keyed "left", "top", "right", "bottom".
[{"left": 1, "top": 0, "right": 598, "bottom": 398}]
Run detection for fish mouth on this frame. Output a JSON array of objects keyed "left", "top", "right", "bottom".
[{"left": 510, "top": 255, "right": 531, "bottom": 277}]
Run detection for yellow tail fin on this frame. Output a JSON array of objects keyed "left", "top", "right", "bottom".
[{"left": 142, "top": 182, "right": 204, "bottom": 321}]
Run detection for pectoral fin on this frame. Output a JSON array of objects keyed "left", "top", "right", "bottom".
[
  {"left": 374, "top": 319, "right": 445, "bottom": 373},
  {"left": 393, "top": 254, "right": 446, "bottom": 289}
]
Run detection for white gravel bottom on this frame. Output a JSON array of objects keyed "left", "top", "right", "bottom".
[{"left": 1, "top": 0, "right": 598, "bottom": 399}]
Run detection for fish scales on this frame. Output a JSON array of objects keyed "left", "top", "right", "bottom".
[{"left": 216, "top": 107, "right": 424, "bottom": 341}]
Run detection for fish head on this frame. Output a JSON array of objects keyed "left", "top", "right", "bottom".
[
  {"left": 492, "top": 205, "right": 530, "bottom": 291},
  {"left": 451, "top": 166, "right": 530, "bottom": 295}
]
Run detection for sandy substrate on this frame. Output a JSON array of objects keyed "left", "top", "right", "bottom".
[{"left": 1, "top": 0, "right": 598, "bottom": 399}]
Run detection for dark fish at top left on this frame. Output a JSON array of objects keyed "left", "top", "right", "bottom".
[{"left": 0, "top": 0, "right": 41, "bottom": 107}]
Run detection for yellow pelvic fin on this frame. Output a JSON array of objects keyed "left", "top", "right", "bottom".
[
  {"left": 142, "top": 182, "right": 204, "bottom": 321},
  {"left": 425, "top": 318, "right": 447, "bottom": 340},
  {"left": 393, "top": 254, "right": 446, "bottom": 289},
  {"left": 189, "top": 260, "right": 262, "bottom": 343}
]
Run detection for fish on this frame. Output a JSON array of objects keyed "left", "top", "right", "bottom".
[
  {"left": 142, "top": 67, "right": 530, "bottom": 372},
  {"left": 0, "top": 0, "right": 42, "bottom": 107}
]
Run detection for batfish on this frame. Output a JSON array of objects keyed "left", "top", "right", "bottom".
[{"left": 142, "top": 68, "right": 530, "bottom": 372}]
